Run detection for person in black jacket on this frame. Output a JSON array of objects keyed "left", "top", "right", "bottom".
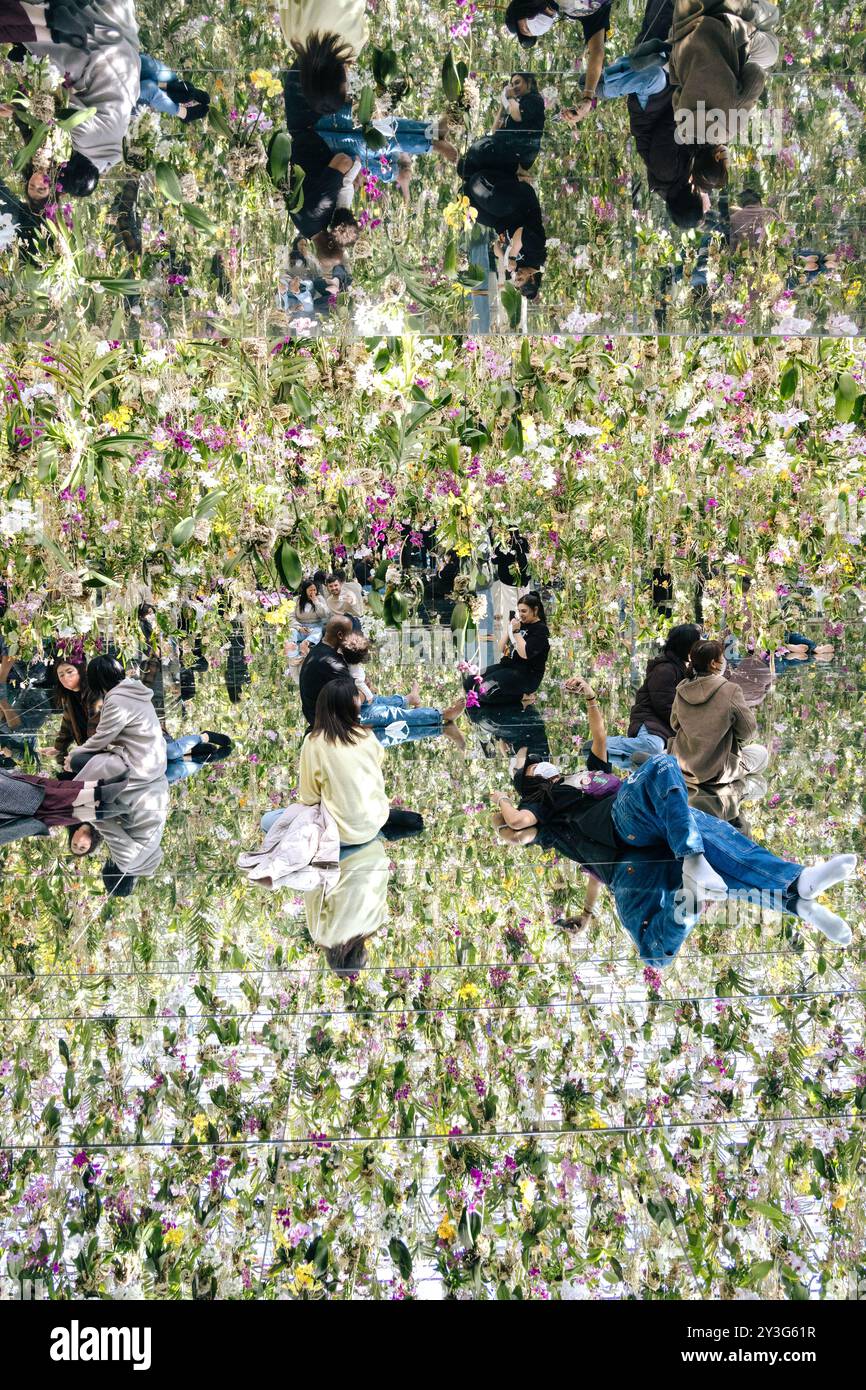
[
  {"left": 604, "top": 622, "right": 702, "bottom": 765},
  {"left": 459, "top": 72, "right": 546, "bottom": 179},
  {"left": 626, "top": 0, "right": 705, "bottom": 228},
  {"left": 464, "top": 592, "right": 550, "bottom": 706},
  {"left": 463, "top": 168, "right": 546, "bottom": 299},
  {"left": 299, "top": 616, "right": 352, "bottom": 727}
]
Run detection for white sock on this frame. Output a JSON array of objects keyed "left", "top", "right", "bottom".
[
  {"left": 682, "top": 853, "right": 728, "bottom": 901},
  {"left": 796, "top": 854, "right": 857, "bottom": 900},
  {"left": 795, "top": 899, "right": 852, "bottom": 947}
]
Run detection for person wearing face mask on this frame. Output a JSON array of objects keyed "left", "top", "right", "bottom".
[
  {"left": 505, "top": 2, "right": 613, "bottom": 114},
  {"left": 669, "top": 638, "right": 768, "bottom": 810},
  {"left": 491, "top": 675, "right": 858, "bottom": 946}
]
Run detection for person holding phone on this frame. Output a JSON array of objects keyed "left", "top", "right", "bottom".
[{"left": 463, "top": 592, "right": 550, "bottom": 706}]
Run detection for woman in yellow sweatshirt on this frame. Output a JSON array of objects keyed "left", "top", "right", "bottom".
[{"left": 298, "top": 678, "right": 391, "bottom": 845}]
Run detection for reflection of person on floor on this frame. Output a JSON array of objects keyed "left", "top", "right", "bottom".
[
  {"left": 468, "top": 702, "right": 551, "bottom": 765},
  {"left": 456, "top": 72, "right": 545, "bottom": 177},
  {"left": 604, "top": 622, "right": 701, "bottom": 766},
  {"left": 669, "top": 0, "right": 779, "bottom": 178},
  {"left": 489, "top": 526, "right": 531, "bottom": 644},
  {"left": 463, "top": 169, "right": 546, "bottom": 301},
  {"left": 163, "top": 730, "right": 233, "bottom": 786},
  {"left": 278, "top": 6, "right": 369, "bottom": 114},
  {"left": 493, "top": 675, "right": 858, "bottom": 947},
  {"left": 669, "top": 638, "right": 768, "bottom": 819},
  {"left": 0, "top": 765, "right": 122, "bottom": 848},
  {"left": 505, "top": 2, "right": 612, "bottom": 118},
  {"left": 303, "top": 835, "right": 391, "bottom": 975},
  {"left": 0, "top": 647, "right": 53, "bottom": 762},
  {"left": 464, "top": 593, "right": 550, "bottom": 707},
  {"left": 137, "top": 56, "right": 210, "bottom": 120},
  {"left": 313, "top": 109, "right": 458, "bottom": 169},
  {"left": 5, "top": 0, "right": 141, "bottom": 196}
]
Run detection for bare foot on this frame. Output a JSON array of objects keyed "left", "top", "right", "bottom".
[
  {"left": 408, "top": 680, "right": 422, "bottom": 708},
  {"left": 441, "top": 695, "right": 466, "bottom": 723},
  {"left": 441, "top": 721, "right": 467, "bottom": 752},
  {"left": 432, "top": 138, "right": 459, "bottom": 164}
]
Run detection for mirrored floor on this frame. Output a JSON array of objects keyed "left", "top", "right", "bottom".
[
  {"left": 2, "top": 1, "right": 865, "bottom": 338},
  {"left": 1, "top": 609, "right": 863, "bottom": 1298}
]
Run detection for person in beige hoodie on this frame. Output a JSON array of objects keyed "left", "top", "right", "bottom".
[{"left": 669, "top": 639, "right": 768, "bottom": 816}]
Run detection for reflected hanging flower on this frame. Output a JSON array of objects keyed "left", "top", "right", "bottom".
[{"left": 443, "top": 195, "right": 477, "bottom": 231}]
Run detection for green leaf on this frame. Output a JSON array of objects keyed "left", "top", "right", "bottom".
[
  {"left": 834, "top": 372, "right": 858, "bottom": 422},
  {"left": 195, "top": 488, "right": 226, "bottom": 520},
  {"left": 290, "top": 384, "right": 314, "bottom": 421},
  {"left": 746, "top": 1200, "right": 787, "bottom": 1227},
  {"left": 267, "top": 130, "right": 292, "bottom": 188},
  {"left": 154, "top": 161, "right": 183, "bottom": 204},
  {"left": 12, "top": 121, "right": 49, "bottom": 175},
  {"left": 442, "top": 51, "right": 462, "bottom": 103},
  {"left": 207, "top": 105, "right": 235, "bottom": 141},
  {"left": 181, "top": 203, "right": 218, "bottom": 237},
  {"left": 779, "top": 362, "right": 798, "bottom": 400},
  {"left": 443, "top": 239, "right": 458, "bottom": 275},
  {"left": 388, "top": 1237, "right": 413, "bottom": 1280},
  {"left": 744, "top": 1259, "right": 774, "bottom": 1286},
  {"left": 278, "top": 541, "right": 302, "bottom": 589},
  {"left": 356, "top": 86, "right": 376, "bottom": 127},
  {"left": 501, "top": 281, "right": 523, "bottom": 330},
  {"left": 57, "top": 106, "right": 97, "bottom": 133},
  {"left": 171, "top": 517, "right": 196, "bottom": 548}
]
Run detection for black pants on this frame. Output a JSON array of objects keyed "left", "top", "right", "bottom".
[
  {"left": 464, "top": 663, "right": 537, "bottom": 707},
  {"left": 380, "top": 807, "right": 424, "bottom": 841}
]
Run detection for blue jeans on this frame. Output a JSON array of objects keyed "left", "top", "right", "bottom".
[
  {"left": 291, "top": 624, "right": 323, "bottom": 649},
  {"left": 600, "top": 55, "right": 667, "bottom": 108},
  {"left": 164, "top": 733, "right": 201, "bottom": 786},
  {"left": 360, "top": 694, "right": 442, "bottom": 747},
  {"left": 612, "top": 754, "right": 802, "bottom": 895},
  {"left": 315, "top": 108, "right": 432, "bottom": 174},
  {"left": 139, "top": 55, "right": 180, "bottom": 116},
  {"left": 604, "top": 723, "right": 666, "bottom": 767}
]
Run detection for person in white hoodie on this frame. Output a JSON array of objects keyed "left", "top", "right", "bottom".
[
  {"left": 14, "top": 0, "right": 140, "bottom": 195},
  {"left": 65, "top": 654, "right": 167, "bottom": 787}
]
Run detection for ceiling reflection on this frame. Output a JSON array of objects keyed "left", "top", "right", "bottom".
[{"left": 1, "top": 0, "right": 864, "bottom": 338}]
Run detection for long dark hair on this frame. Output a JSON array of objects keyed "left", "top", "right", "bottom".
[
  {"left": 50, "top": 657, "right": 88, "bottom": 707},
  {"left": 664, "top": 623, "right": 702, "bottom": 663},
  {"left": 311, "top": 678, "right": 363, "bottom": 746},
  {"left": 692, "top": 144, "right": 728, "bottom": 191},
  {"left": 297, "top": 576, "right": 320, "bottom": 608},
  {"left": 86, "top": 655, "right": 126, "bottom": 699},
  {"left": 518, "top": 591, "right": 547, "bottom": 624},
  {"left": 292, "top": 31, "right": 354, "bottom": 114},
  {"left": 326, "top": 935, "right": 369, "bottom": 976}
]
